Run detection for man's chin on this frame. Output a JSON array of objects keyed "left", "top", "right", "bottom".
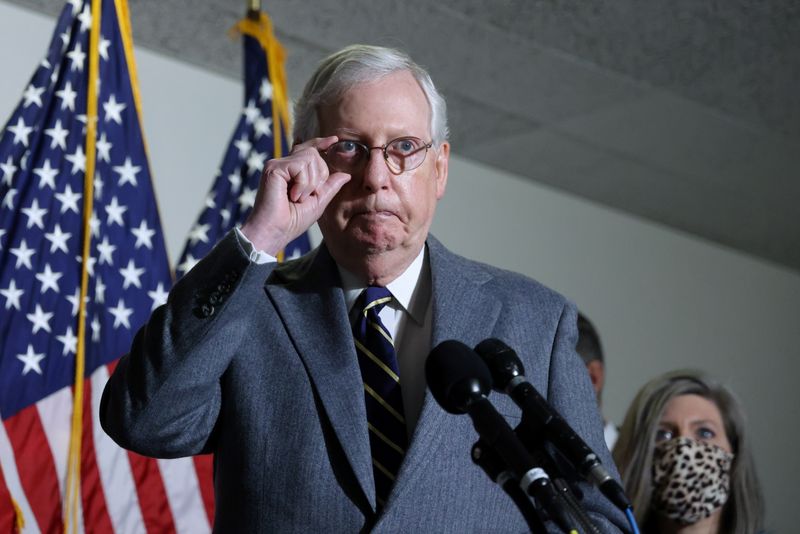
[
  {"left": 350, "top": 235, "right": 400, "bottom": 255},
  {"left": 343, "top": 224, "right": 404, "bottom": 252}
]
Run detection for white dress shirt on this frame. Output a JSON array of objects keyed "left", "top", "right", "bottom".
[
  {"left": 604, "top": 421, "right": 619, "bottom": 452},
  {"left": 338, "top": 247, "right": 432, "bottom": 436},
  {"left": 235, "top": 228, "right": 433, "bottom": 436}
]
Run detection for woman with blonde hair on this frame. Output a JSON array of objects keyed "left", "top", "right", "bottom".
[{"left": 613, "top": 370, "right": 764, "bottom": 533}]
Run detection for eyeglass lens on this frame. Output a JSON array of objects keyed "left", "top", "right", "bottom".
[{"left": 325, "top": 137, "right": 431, "bottom": 173}]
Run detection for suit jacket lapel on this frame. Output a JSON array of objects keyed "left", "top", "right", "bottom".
[
  {"left": 264, "top": 245, "right": 375, "bottom": 509},
  {"left": 263, "top": 237, "right": 503, "bottom": 511},
  {"left": 389, "top": 236, "right": 503, "bottom": 501}
]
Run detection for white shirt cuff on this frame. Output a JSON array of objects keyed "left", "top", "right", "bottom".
[{"left": 234, "top": 226, "right": 278, "bottom": 264}]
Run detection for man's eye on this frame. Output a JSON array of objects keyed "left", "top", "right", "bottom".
[
  {"left": 390, "top": 138, "right": 419, "bottom": 154},
  {"left": 333, "top": 141, "right": 361, "bottom": 155}
]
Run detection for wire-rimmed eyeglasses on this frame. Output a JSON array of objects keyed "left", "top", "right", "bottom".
[{"left": 323, "top": 136, "right": 434, "bottom": 175}]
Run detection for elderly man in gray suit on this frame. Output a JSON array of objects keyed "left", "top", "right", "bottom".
[{"left": 101, "top": 45, "right": 628, "bottom": 532}]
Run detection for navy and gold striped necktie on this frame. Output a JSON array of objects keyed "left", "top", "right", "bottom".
[{"left": 353, "top": 286, "right": 407, "bottom": 508}]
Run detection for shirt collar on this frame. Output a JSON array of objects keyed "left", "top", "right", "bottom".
[{"left": 339, "top": 245, "right": 429, "bottom": 325}]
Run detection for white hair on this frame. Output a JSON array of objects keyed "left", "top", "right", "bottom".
[{"left": 292, "top": 44, "right": 449, "bottom": 146}]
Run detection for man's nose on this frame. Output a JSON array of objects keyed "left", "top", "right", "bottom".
[{"left": 360, "top": 147, "right": 390, "bottom": 191}]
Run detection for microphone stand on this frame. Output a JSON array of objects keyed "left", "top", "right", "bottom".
[
  {"left": 465, "top": 398, "right": 581, "bottom": 533},
  {"left": 471, "top": 430, "right": 597, "bottom": 533},
  {"left": 515, "top": 413, "right": 602, "bottom": 534},
  {"left": 471, "top": 438, "right": 547, "bottom": 532}
]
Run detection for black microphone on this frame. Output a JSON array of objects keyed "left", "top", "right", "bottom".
[
  {"left": 424, "top": 340, "right": 536, "bottom": 477},
  {"left": 470, "top": 438, "right": 547, "bottom": 532},
  {"left": 474, "top": 338, "right": 631, "bottom": 513},
  {"left": 425, "top": 340, "right": 578, "bottom": 532}
]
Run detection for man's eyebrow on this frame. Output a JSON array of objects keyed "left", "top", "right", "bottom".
[{"left": 332, "top": 127, "right": 362, "bottom": 137}]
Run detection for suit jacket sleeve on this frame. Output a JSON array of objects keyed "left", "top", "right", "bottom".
[
  {"left": 544, "top": 301, "right": 628, "bottom": 532},
  {"left": 99, "top": 230, "right": 274, "bottom": 458},
  {"left": 426, "top": 238, "right": 628, "bottom": 532}
]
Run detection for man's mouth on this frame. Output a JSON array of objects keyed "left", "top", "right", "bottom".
[{"left": 354, "top": 210, "right": 393, "bottom": 219}]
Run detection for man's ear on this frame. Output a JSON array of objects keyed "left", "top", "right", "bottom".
[
  {"left": 434, "top": 142, "right": 449, "bottom": 199},
  {"left": 586, "top": 360, "right": 605, "bottom": 400}
]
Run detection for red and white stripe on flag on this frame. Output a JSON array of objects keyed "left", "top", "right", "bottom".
[
  {"left": 0, "top": 0, "right": 216, "bottom": 529},
  {"left": 0, "top": 363, "right": 214, "bottom": 533}
]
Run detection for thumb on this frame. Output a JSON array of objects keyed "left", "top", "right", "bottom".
[{"left": 314, "top": 171, "right": 351, "bottom": 208}]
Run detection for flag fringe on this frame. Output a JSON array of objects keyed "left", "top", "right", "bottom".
[{"left": 11, "top": 497, "right": 24, "bottom": 532}]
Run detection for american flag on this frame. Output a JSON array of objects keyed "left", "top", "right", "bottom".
[
  {"left": 175, "top": 10, "right": 310, "bottom": 276},
  {"left": 1, "top": 463, "right": 21, "bottom": 532},
  {"left": 0, "top": 0, "right": 212, "bottom": 532}
]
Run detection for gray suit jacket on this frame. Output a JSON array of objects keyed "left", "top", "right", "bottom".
[{"left": 100, "top": 231, "right": 627, "bottom": 532}]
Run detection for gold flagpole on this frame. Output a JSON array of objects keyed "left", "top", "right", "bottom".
[{"left": 66, "top": 0, "right": 102, "bottom": 530}]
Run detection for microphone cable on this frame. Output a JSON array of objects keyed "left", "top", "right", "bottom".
[{"left": 624, "top": 507, "right": 641, "bottom": 534}]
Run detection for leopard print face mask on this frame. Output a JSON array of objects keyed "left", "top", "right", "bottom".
[{"left": 651, "top": 436, "right": 734, "bottom": 524}]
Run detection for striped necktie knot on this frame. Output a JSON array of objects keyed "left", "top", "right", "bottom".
[
  {"left": 354, "top": 285, "right": 407, "bottom": 508},
  {"left": 354, "top": 286, "right": 394, "bottom": 350},
  {"left": 364, "top": 285, "right": 392, "bottom": 313}
]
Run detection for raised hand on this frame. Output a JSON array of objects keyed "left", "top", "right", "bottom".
[{"left": 240, "top": 136, "right": 351, "bottom": 255}]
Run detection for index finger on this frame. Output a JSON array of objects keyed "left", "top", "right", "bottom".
[{"left": 291, "top": 136, "right": 339, "bottom": 154}]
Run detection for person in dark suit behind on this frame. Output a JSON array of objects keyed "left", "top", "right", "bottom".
[
  {"left": 100, "top": 44, "right": 628, "bottom": 532},
  {"left": 576, "top": 312, "right": 619, "bottom": 450}
]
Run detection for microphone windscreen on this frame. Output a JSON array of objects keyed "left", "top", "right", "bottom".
[
  {"left": 474, "top": 338, "right": 525, "bottom": 390},
  {"left": 425, "top": 340, "right": 492, "bottom": 414}
]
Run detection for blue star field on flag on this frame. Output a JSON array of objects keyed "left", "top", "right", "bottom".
[
  {"left": 175, "top": 14, "right": 310, "bottom": 276},
  {"left": 0, "top": 0, "right": 172, "bottom": 420}
]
